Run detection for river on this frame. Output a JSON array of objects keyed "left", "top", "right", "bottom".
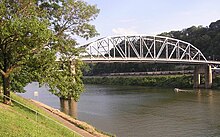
[{"left": 19, "top": 82, "right": 220, "bottom": 137}]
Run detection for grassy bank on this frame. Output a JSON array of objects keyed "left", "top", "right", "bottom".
[
  {"left": 0, "top": 93, "right": 81, "bottom": 137},
  {"left": 83, "top": 75, "right": 220, "bottom": 89}
]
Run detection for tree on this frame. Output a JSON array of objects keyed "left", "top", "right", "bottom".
[
  {"left": 0, "top": 0, "right": 99, "bottom": 104},
  {"left": 38, "top": 0, "right": 99, "bottom": 101},
  {"left": 0, "top": 0, "right": 53, "bottom": 104}
]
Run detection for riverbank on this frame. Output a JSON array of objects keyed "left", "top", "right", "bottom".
[
  {"left": 83, "top": 75, "right": 220, "bottom": 89},
  {"left": 0, "top": 93, "right": 112, "bottom": 137},
  {"left": 31, "top": 99, "right": 113, "bottom": 137}
]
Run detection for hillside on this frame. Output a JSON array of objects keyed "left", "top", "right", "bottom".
[
  {"left": 82, "top": 19, "right": 220, "bottom": 75},
  {"left": 0, "top": 93, "right": 81, "bottom": 137},
  {"left": 160, "top": 20, "right": 220, "bottom": 60}
]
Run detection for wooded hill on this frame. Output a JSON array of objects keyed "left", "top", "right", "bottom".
[
  {"left": 160, "top": 20, "right": 220, "bottom": 61},
  {"left": 83, "top": 20, "right": 220, "bottom": 76}
]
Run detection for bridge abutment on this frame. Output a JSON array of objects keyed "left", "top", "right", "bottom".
[{"left": 194, "top": 65, "right": 212, "bottom": 88}]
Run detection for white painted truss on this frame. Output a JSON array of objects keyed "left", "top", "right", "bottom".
[{"left": 80, "top": 35, "right": 220, "bottom": 65}]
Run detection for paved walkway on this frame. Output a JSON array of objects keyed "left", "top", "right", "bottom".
[{"left": 31, "top": 100, "right": 107, "bottom": 137}]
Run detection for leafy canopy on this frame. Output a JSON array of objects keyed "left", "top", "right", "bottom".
[{"left": 0, "top": 0, "right": 99, "bottom": 101}]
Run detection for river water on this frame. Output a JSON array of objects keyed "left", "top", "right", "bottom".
[{"left": 19, "top": 82, "right": 220, "bottom": 137}]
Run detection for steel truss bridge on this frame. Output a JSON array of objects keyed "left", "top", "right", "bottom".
[{"left": 80, "top": 35, "right": 220, "bottom": 66}]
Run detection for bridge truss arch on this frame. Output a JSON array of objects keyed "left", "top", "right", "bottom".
[{"left": 81, "top": 35, "right": 208, "bottom": 64}]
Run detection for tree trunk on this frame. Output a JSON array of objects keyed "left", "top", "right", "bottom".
[
  {"left": 60, "top": 97, "right": 69, "bottom": 114},
  {"left": 68, "top": 98, "right": 77, "bottom": 118},
  {"left": 60, "top": 97, "right": 77, "bottom": 118},
  {"left": 2, "top": 75, "right": 11, "bottom": 104}
]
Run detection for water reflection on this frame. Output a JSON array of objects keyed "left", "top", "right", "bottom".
[
  {"left": 19, "top": 83, "right": 220, "bottom": 137},
  {"left": 18, "top": 82, "right": 77, "bottom": 118},
  {"left": 78, "top": 85, "right": 220, "bottom": 137}
]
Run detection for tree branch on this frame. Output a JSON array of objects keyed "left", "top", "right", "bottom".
[
  {"left": 0, "top": 69, "right": 6, "bottom": 76},
  {"left": 55, "top": 20, "right": 71, "bottom": 36},
  {"left": 16, "top": 1, "right": 32, "bottom": 16},
  {"left": 2, "top": 35, "right": 19, "bottom": 52},
  {"left": 4, "top": 66, "right": 16, "bottom": 78}
]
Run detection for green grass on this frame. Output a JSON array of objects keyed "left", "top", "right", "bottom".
[{"left": 0, "top": 93, "right": 81, "bottom": 137}]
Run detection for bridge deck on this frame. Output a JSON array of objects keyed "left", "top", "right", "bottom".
[{"left": 81, "top": 57, "right": 220, "bottom": 65}]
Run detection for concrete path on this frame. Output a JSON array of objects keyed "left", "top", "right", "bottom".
[{"left": 31, "top": 100, "right": 103, "bottom": 137}]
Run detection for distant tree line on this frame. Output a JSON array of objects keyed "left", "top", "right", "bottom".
[
  {"left": 160, "top": 20, "right": 220, "bottom": 61},
  {"left": 82, "top": 20, "right": 220, "bottom": 76}
]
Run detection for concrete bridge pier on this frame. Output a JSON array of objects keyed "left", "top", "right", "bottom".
[{"left": 194, "top": 65, "right": 212, "bottom": 88}]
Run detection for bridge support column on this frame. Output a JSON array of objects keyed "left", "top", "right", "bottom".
[
  {"left": 205, "top": 65, "right": 212, "bottom": 88},
  {"left": 193, "top": 65, "right": 212, "bottom": 88},
  {"left": 194, "top": 69, "right": 200, "bottom": 88}
]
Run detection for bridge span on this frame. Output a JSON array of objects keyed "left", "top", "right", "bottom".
[{"left": 80, "top": 35, "right": 220, "bottom": 88}]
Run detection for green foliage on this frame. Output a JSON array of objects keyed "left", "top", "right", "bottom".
[
  {"left": 160, "top": 20, "right": 220, "bottom": 60},
  {"left": 83, "top": 62, "right": 184, "bottom": 76},
  {"left": 84, "top": 75, "right": 220, "bottom": 89},
  {"left": 46, "top": 60, "right": 84, "bottom": 101},
  {"left": 39, "top": 0, "right": 99, "bottom": 40},
  {"left": 213, "top": 76, "right": 220, "bottom": 89},
  {"left": 0, "top": 0, "right": 53, "bottom": 98},
  {"left": 83, "top": 75, "right": 194, "bottom": 88},
  {"left": 0, "top": 0, "right": 99, "bottom": 101},
  {"left": 37, "top": 0, "right": 99, "bottom": 100}
]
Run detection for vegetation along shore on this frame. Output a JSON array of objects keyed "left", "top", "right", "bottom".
[{"left": 83, "top": 75, "right": 220, "bottom": 89}]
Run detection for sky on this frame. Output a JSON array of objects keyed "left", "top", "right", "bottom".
[{"left": 78, "top": 0, "right": 220, "bottom": 45}]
